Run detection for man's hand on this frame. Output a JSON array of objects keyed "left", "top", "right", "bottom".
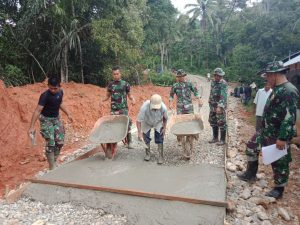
[
  {"left": 131, "top": 98, "right": 136, "bottom": 106},
  {"left": 67, "top": 114, "right": 73, "bottom": 123},
  {"left": 138, "top": 132, "right": 143, "bottom": 141},
  {"left": 216, "top": 107, "right": 222, "bottom": 114},
  {"left": 160, "top": 127, "right": 166, "bottom": 137},
  {"left": 28, "top": 127, "right": 35, "bottom": 136},
  {"left": 276, "top": 139, "right": 286, "bottom": 150}
]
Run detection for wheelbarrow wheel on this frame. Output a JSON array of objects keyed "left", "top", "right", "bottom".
[{"left": 105, "top": 144, "right": 113, "bottom": 159}]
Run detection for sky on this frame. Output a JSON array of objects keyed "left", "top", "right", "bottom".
[
  {"left": 170, "top": 0, "right": 198, "bottom": 14},
  {"left": 170, "top": 0, "right": 261, "bottom": 14}
]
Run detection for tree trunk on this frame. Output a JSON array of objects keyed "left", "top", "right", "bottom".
[
  {"left": 61, "top": 45, "right": 68, "bottom": 83},
  {"left": 159, "top": 41, "right": 165, "bottom": 73},
  {"left": 77, "top": 35, "right": 84, "bottom": 83}
]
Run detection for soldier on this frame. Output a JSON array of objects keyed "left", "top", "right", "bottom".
[
  {"left": 101, "top": 66, "right": 136, "bottom": 148},
  {"left": 238, "top": 61, "right": 299, "bottom": 199},
  {"left": 169, "top": 69, "right": 202, "bottom": 159},
  {"left": 28, "top": 77, "right": 73, "bottom": 170},
  {"left": 208, "top": 68, "right": 228, "bottom": 145},
  {"left": 136, "top": 94, "right": 168, "bottom": 164}
]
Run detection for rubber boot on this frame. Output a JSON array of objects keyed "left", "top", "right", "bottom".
[
  {"left": 209, "top": 127, "right": 219, "bottom": 143},
  {"left": 157, "top": 144, "right": 164, "bottom": 165},
  {"left": 127, "top": 133, "right": 134, "bottom": 149},
  {"left": 265, "top": 187, "right": 284, "bottom": 199},
  {"left": 54, "top": 147, "right": 61, "bottom": 167},
  {"left": 217, "top": 130, "right": 226, "bottom": 146},
  {"left": 144, "top": 143, "right": 151, "bottom": 161},
  {"left": 237, "top": 161, "right": 258, "bottom": 182},
  {"left": 45, "top": 152, "right": 56, "bottom": 170}
]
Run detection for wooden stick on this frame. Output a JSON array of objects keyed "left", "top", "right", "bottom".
[{"left": 27, "top": 178, "right": 228, "bottom": 208}]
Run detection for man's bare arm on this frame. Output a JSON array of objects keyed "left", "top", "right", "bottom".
[{"left": 28, "top": 105, "right": 43, "bottom": 134}]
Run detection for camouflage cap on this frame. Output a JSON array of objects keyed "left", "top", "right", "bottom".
[
  {"left": 264, "top": 61, "right": 289, "bottom": 74},
  {"left": 213, "top": 68, "right": 225, "bottom": 76},
  {"left": 176, "top": 69, "right": 187, "bottom": 77}
]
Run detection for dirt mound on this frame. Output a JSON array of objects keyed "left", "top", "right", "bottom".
[{"left": 0, "top": 80, "right": 170, "bottom": 197}]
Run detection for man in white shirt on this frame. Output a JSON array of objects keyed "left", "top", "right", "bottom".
[
  {"left": 253, "top": 82, "right": 272, "bottom": 131},
  {"left": 136, "top": 94, "right": 168, "bottom": 164}
]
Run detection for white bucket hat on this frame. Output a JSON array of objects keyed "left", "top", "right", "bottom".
[{"left": 150, "top": 94, "right": 162, "bottom": 109}]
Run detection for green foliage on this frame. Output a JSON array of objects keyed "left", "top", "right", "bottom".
[
  {"left": 1, "top": 0, "right": 300, "bottom": 87},
  {"left": 0, "top": 64, "right": 27, "bottom": 86},
  {"left": 226, "top": 44, "right": 260, "bottom": 83},
  {"left": 149, "top": 71, "right": 175, "bottom": 86}
]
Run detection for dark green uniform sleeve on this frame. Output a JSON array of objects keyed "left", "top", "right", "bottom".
[
  {"left": 278, "top": 93, "right": 298, "bottom": 141},
  {"left": 218, "top": 81, "right": 228, "bottom": 108},
  {"left": 190, "top": 82, "right": 200, "bottom": 98},
  {"left": 169, "top": 84, "right": 176, "bottom": 101}
]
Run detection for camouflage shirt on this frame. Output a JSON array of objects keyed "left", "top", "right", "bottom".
[
  {"left": 107, "top": 79, "right": 130, "bottom": 115},
  {"left": 209, "top": 79, "right": 228, "bottom": 109},
  {"left": 260, "top": 82, "right": 299, "bottom": 146},
  {"left": 169, "top": 81, "right": 199, "bottom": 114}
]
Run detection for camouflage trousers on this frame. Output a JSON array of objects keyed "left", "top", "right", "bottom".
[
  {"left": 39, "top": 115, "right": 65, "bottom": 154},
  {"left": 209, "top": 109, "right": 227, "bottom": 131},
  {"left": 111, "top": 109, "right": 132, "bottom": 133},
  {"left": 245, "top": 133, "right": 292, "bottom": 187},
  {"left": 176, "top": 103, "right": 194, "bottom": 114}
]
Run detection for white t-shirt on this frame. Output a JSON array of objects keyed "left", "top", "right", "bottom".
[
  {"left": 137, "top": 100, "right": 168, "bottom": 133},
  {"left": 253, "top": 88, "right": 272, "bottom": 117}
]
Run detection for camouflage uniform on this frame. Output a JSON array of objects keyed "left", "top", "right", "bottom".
[
  {"left": 39, "top": 115, "right": 65, "bottom": 158},
  {"left": 169, "top": 81, "right": 200, "bottom": 114},
  {"left": 107, "top": 79, "right": 132, "bottom": 136},
  {"left": 245, "top": 82, "right": 299, "bottom": 186},
  {"left": 169, "top": 71, "right": 200, "bottom": 158},
  {"left": 208, "top": 79, "right": 228, "bottom": 130}
]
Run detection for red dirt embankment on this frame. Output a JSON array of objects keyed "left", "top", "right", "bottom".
[{"left": 0, "top": 80, "right": 170, "bottom": 197}]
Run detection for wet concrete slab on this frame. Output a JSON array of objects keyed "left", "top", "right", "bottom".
[{"left": 24, "top": 155, "right": 226, "bottom": 225}]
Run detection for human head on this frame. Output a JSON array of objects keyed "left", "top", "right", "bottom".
[
  {"left": 264, "top": 82, "right": 271, "bottom": 91},
  {"left": 213, "top": 67, "right": 225, "bottom": 82},
  {"left": 150, "top": 94, "right": 162, "bottom": 110},
  {"left": 176, "top": 69, "right": 187, "bottom": 82},
  {"left": 263, "top": 61, "right": 289, "bottom": 88},
  {"left": 112, "top": 66, "right": 122, "bottom": 81},
  {"left": 48, "top": 76, "right": 61, "bottom": 94}
]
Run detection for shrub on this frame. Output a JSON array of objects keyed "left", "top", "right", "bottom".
[
  {"left": 0, "top": 64, "right": 27, "bottom": 86},
  {"left": 149, "top": 71, "right": 175, "bottom": 86}
]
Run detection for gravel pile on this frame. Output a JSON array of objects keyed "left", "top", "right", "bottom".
[{"left": 0, "top": 197, "right": 127, "bottom": 225}]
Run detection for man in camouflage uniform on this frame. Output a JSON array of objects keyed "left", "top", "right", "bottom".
[
  {"left": 28, "top": 77, "right": 73, "bottom": 170},
  {"left": 238, "top": 61, "right": 299, "bottom": 199},
  {"left": 169, "top": 69, "right": 202, "bottom": 159},
  {"left": 101, "top": 66, "right": 136, "bottom": 148},
  {"left": 208, "top": 68, "right": 228, "bottom": 145}
]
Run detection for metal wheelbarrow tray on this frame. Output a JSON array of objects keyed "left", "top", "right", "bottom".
[
  {"left": 169, "top": 114, "right": 204, "bottom": 136},
  {"left": 89, "top": 115, "right": 129, "bottom": 159}
]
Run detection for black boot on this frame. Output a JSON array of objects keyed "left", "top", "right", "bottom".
[
  {"left": 209, "top": 127, "right": 218, "bottom": 143},
  {"left": 237, "top": 161, "right": 258, "bottom": 182},
  {"left": 217, "top": 130, "right": 226, "bottom": 146},
  {"left": 266, "top": 187, "right": 284, "bottom": 199}
]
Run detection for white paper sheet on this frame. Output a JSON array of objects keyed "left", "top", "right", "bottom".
[{"left": 262, "top": 144, "right": 288, "bottom": 165}]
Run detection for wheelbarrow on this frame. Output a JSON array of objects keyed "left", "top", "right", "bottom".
[
  {"left": 89, "top": 115, "right": 129, "bottom": 159},
  {"left": 168, "top": 113, "right": 204, "bottom": 160}
]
